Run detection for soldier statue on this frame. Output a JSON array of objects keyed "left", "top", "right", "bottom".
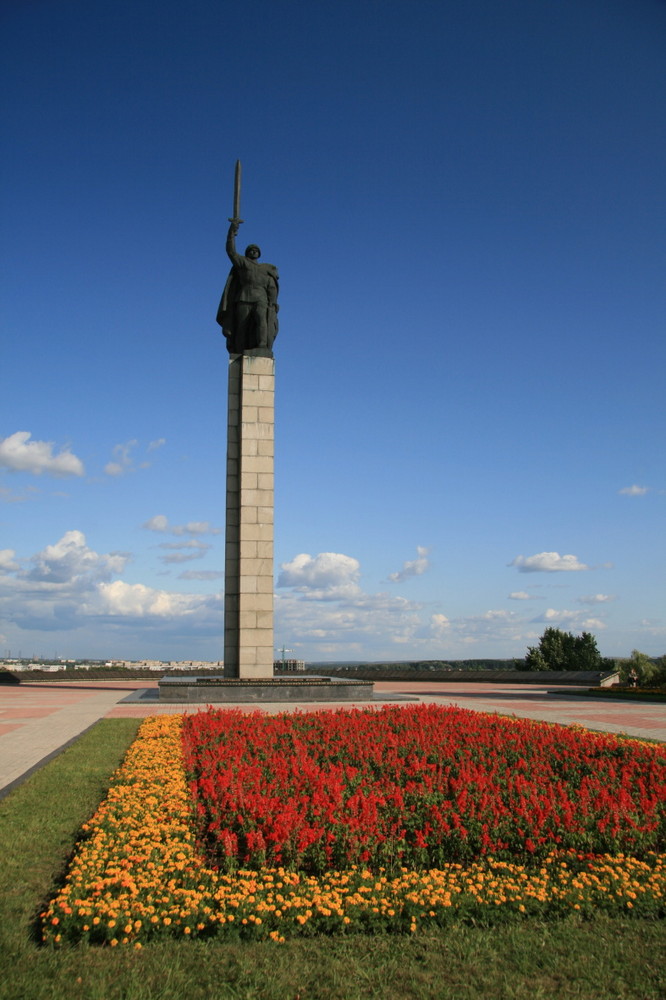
[{"left": 216, "top": 163, "right": 279, "bottom": 356}]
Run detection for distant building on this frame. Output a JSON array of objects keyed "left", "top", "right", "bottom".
[
  {"left": 119, "top": 660, "right": 224, "bottom": 671},
  {"left": 168, "top": 661, "right": 224, "bottom": 671},
  {"left": 274, "top": 658, "right": 305, "bottom": 673}
]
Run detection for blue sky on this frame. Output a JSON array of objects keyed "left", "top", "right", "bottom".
[{"left": 1, "top": 0, "right": 664, "bottom": 663}]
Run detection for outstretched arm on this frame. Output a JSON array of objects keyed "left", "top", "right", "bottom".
[{"left": 226, "top": 221, "right": 242, "bottom": 264}]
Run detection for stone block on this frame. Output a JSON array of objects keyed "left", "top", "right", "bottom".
[
  {"left": 244, "top": 389, "right": 274, "bottom": 408},
  {"left": 242, "top": 488, "right": 272, "bottom": 508},
  {"left": 242, "top": 455, "right": 273, "bottom": 474},
  {"left": 240, "top": 471, "right": 258, "bottom": 490},
  {"left": 239, "top": 522, "right": 273, "bottom": 541},
  {"left": 239, "top": 557, "right": 273, "bottom": 576},
  {"left": 239, "top": 647, "right": 260, "bottom": 666},
  {"left": 249, "top": 593, "right": 273, "bottom": 612}
]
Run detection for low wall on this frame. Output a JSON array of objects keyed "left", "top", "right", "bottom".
[
  {"left": 158, "top": 675, "right": 374, "bottom": 703},
  {"left": 306, "top": 669, "right": 618, "bottom": 686}
]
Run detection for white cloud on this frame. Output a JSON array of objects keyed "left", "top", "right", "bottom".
[
  {"left": 159, "top": 540, "right": 208, "bottom": 551},
  {"left": 0, "top": 484, "right": 36, "bottom": 503},
  {"left": 0, "top": 529, "right": 222, "bottom": 640},
  {"left": 275, "top": 551, "right": 551, "bottom": 659},
  {"left": 28, "top": 530, "right": 129, "bottom": 584},
  {"left": 275, "top": 587, "right": 422, "bottom": 652},
  {"left": 93, "top": 581, "right": 207, "bottom": 618},
  {"left": 424, "top": 608, "right": 529, "bottom": 650},
  {"left": 173, "top": 521, "right": 221, "bottom": 536},
  {"left": 535, "top": 608, "right": 582, "bottom": 623},
  {"left": 509, "top": 551, "right": 590, "bottom": 573},
  {"left": 430, "top": 613, "right": 450, "bottom": 636},
  {"left": 577, "top": 594, "right": 615, "bottom": 605},
  {"left": 387, "top": 546, "right": 430, "bottom": 583},
  {"left": 275, "top": 550, "right": 427, "bottom": 651},
  {"left": 277, "top": 552, "right": 361, "bottom": 598},
  {"left": 104, "top": 439, "right": 137, "bottom": 477},
  {"left": 618, "top": 484, "right": 649, "bottom": 496},
  {"left": 274, "top": 546, "right": 562, "bottom": 660},
  {"left": 178, "top": 570, "right": 224, "bottom": 580},
  {"left": 144, "top": 514, "right": 169, "bottom": 532},
  {"left": 636, "top": 619, "right": 666, "bottom": 639},
  {"left": 532, "top": 608, "right": 607, "bottom": 630},
  {"left": 143, "top": 514, "right": 221, "bottom": 536},
  {"left": 0, "top": 431, "right": 84, "bottom": 477},
  {"left": 158, "top": 540, "right": 211, "bottom": 564},
  {"left": 0, "top": 549, "right": 19, "bottom": 572},
  {"left": 508, "top": 591, "right": 537, "bottom": 600},
  {"left": 105, "top": 439, "right": 168, "bottom": 477}
]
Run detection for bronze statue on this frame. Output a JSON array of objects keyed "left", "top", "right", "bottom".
[{"left": 216, "top": 162, "right": 279, "bottom": 356}]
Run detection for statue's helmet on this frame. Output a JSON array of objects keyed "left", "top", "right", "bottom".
[{"left": 245, "top": 244, "right": 261, "bottom": 258}]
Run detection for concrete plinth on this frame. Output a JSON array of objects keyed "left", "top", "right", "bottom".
[
  {"left": 224, "top": 354, "right": 275, "bottom": 678},
  {"left": 159, "top": 675, "right": 374, "bottom": 703}
]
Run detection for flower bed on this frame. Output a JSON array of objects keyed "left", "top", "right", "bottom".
[
  {"left": 184, "top": 704, "right": 666, "bottom": 871},
  {"left": 42, "top": 712, "right": 666, "bottom": 947}
]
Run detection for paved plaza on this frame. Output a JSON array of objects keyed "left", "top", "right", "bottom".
[{"left": 1, "top": 679, "right": 664, "bottom": 798}]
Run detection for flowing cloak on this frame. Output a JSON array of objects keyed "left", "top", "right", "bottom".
[{"left": 216, "top": 261, "right": 279, "bottom": 352}]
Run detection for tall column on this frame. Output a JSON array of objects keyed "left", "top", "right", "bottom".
[{"left": 224, "top": 354, "right": 275, "bottom": 678}]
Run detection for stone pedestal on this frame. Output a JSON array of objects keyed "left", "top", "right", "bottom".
[
  {"left": 158, "top": 675, "right": 375, "bottom": 703},
  {"left": 224, "top": 354, "right": 275, "bottom": 678}
]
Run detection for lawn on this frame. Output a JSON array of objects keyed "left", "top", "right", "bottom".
[{"left": 1, "top": 713, "right": 665, "bottom": 1000}]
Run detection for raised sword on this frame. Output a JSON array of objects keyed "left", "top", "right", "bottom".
[{"left": 228, "top": 159, "right": 244, "bottom": 225}]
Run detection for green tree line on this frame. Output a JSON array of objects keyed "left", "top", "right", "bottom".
[{"left": 525, "top": 627, "right": 665, "bottom": 686}]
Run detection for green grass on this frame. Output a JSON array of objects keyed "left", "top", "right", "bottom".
[{"left": 1, "top": 720, "right": 665, "bottom": 1000}]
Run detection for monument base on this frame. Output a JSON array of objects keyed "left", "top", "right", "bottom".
[
  {"left": 158, "top": 675, "right": 374, "bottom": 704},
  {"left": 224, "top": 354, "right": 275, "bottom": 679}
]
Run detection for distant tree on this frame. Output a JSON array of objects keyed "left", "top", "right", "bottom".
[
  {"left": 523, "top": 646, "right": 549, "bottom": 671},
  {"left": 575, "top": 631, "right": 605, "bottom": 670},
  {"left": 618, "top": 649, "right": 660, "bottom": 686},
  {"left": 655, "top": 655, "right": 666, "bottom": 687},
  {"left": 525, "top": 627, "right": 604, "bottom": 671}
]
